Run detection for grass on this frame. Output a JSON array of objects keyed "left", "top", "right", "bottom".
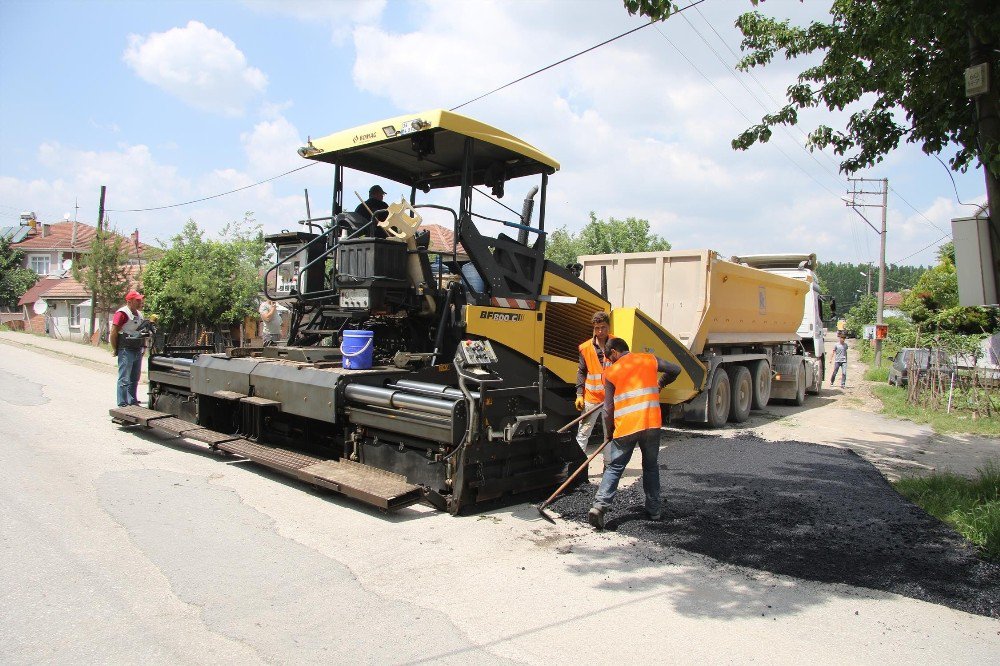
[
  {"left": 872, "top": 384, "right": 1000, "bottom": 436},
  {"left": 864, "top": 366, "right": 889, "bottom": 382},
  {"left": 894, "top": 463, "right": 1000, "bottom": 561}
]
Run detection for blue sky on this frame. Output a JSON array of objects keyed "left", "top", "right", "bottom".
[{"left": 0, "top": 0, "right": 987, "bottom": 267}]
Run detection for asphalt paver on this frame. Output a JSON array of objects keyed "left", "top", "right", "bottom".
[{"left": 552, "top": 433, "right": 1000, "bottom": 618}]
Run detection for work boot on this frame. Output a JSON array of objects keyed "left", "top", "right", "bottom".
[
  {"left": 647, "top": 508, "right": 662, "bottom": 521},
  {"left": 588, "top": 506, "right": 606, "bottom": 530}
]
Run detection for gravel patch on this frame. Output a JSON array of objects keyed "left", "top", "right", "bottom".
[{"left": 552, "top": 433, "right": 1000, "bottom": 618}]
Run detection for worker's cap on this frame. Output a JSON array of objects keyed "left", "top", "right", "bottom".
[
  {"left": 369, "top": 185, "right": 386, "bottom": 196},
  {"left": 125, "top": 290, "right": 144, "bottom": 301}
]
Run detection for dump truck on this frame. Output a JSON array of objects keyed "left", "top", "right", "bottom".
[
  {"left": 579, "top": 249, "right": 824, "bottom": 427},
  {"left": 111, "top": 110, "right": 705, "bottom": 514}
]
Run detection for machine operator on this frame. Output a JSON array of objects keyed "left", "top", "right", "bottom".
[{"left": 588, "top": 338, "right": 681, "bottom": 530}]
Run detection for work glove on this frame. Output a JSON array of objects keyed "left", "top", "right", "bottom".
[{"left": 575, "top": 396, "right": 585, "bottom": 411}]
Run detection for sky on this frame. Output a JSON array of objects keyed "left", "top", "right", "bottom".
[{"left": 0, "top": 0, "right": 988, "bottom": 269}]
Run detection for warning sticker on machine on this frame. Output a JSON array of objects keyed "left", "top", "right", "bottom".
[{"left": 479, "top": 311, "right": 524, "bottom": 322}]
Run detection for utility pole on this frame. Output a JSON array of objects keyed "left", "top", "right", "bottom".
[
  {"left": 90, "top": 185, "right": 106, "bottom": 339},
  {"left": 846, "top": 177, "right": 889, "bottom": 366}
]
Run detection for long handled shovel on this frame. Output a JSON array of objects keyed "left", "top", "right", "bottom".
[{"left": 537, "top": 406, "right": 611, "bottom": 524}]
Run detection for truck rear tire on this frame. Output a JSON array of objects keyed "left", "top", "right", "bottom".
[
  {"left": 792, "top": 363, "right": 807, "bottom": 406},
  {"left": 750, "top": 360, "right": 771, "bottom": 410},
  {"left": 727, "top": 365, "right": 752, "bottom": 423},
  {"left": 707, "top": 369, "right": 731, "bottom": 428}
]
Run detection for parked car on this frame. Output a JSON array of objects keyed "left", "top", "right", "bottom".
[{"left": 887, "top": 348, "right": 954, "bottom": 387}]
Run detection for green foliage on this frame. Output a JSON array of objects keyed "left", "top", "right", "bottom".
[
  {"left": 544, "top": 212, "right": 671, "bottom": 267},
  {"left": 815, "top": 260, "right": 925, "bottom": 315},
  {"left": 72, "top": 227, "right": 131, "bottom": 330},
  {"left": 0, "top": 235, "right": 38, "bottom": 308},
  {"left": 141, "top": 215, "right": 265, "bottom": 331},
  {"left": 873, "top": 383, "right": 1000, "bottom": 437},
  {"left": 899, "top": 242, "right": 999, "bottom": 334},
  {"left": 844, "top": 294, "right": 877, "bottom": 337},
  {"left": 895, "top": 463, "right": 1000, "bottom": 561},
  {"left": 726, "top": 1, "right": 1000, "bottom": 178}
]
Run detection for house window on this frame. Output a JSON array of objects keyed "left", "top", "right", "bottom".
[
  {"left": 70, "top": 302, "right": 82, "bottom": 328},
  {"left": 29, "top": 254, "right": 51, "bottom": 275}
]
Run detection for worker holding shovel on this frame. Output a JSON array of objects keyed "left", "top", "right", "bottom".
[{"left": 588, "top": 338, "right": 681, "bottom": 530}]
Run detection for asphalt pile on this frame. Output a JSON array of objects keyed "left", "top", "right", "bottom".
[{"left": 552, "top": 433, "right": 999, "bottom": 618}]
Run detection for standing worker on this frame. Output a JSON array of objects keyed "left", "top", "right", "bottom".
[
  {"left": 110, "top": 290, "right": 148, "bottom": 407},
  {"left": 588, "top": 338, "right": 681, "bottom": 530},
  {"left": 258, "top": 298, "right": 283, "bottom": 346},
  {"left": 830, "top": 333, "right": 848, "bottom": 388},
  {"left": 575, "top": 311, "right": 614, "bottom": 453}
]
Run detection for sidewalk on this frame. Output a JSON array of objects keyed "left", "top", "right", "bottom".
[{"left": 0, "top": 330, "right": 118, "bottom": 370}]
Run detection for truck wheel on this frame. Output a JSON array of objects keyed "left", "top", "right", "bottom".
[
  {"left": 706, "top": 369, "right": 731, "bottom": 428},
  {"left": 750, "top": 360, "right": 771, "bottom": 410},
  {"left": 727, "top": 365, "right": 752, "bottom": 423},
  {"left": 792, "top": 363, "right": 807, "bottom": 406}
]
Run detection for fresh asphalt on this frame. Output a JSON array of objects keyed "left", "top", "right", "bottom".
[{"left": 552, "top": 432, "right": 1000, "bottom": 618}]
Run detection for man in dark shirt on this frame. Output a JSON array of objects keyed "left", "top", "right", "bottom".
[
  {"left": 588, "top": 337, "right": 682, "bottom": 529},
  {"left": 355, "top": 185, "right": 389, "bottom": 223}
]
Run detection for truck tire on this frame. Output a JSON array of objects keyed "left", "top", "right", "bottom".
[
  {"left": 727, "top": 365, "right": 752, "bottom": 423},
  {"left": 750, "top": 360, "right": 771, "bottom": 410},
  {"left": 792, "top": 363, "right": 807, "bottom": 406},
  {"left": 706, "top": 369, "right": 731, "bottom": 428}
]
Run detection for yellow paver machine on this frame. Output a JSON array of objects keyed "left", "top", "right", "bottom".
[{"left": 112, "top": 110, "right": 705, "bottom": 514}]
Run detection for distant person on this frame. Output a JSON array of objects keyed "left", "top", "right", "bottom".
[
  {"left": 830, "top": 333, "right": 848, "bottom": 388},
  {"left": 110, "top": 290, "right": 148, "bottom": 407},
  {"left": 258, "top": 298, "right": 282, "bottom": 346}
]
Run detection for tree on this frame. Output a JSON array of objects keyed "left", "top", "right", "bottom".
[
  {"left": 625, "top": 1, "right": 1000, "bottom": 229},
  {"left": 141, "top": 215, "right": 265, "bottom": 336},
  {"left": 900, "top": 240, "right": 999, "bottom": 333},
  {"left": 73, "top": 228, "right": 131, "bottom": 340},
  {"left": 0, "top": 235, "right": 39, "bottom": 308},
  {"left": 545, "top": 212, "right": 671, "bottom": 267},
  {"left": 815, "top": 260, "right": 926, "bottom": 313}
]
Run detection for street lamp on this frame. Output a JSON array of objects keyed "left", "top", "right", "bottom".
[{"left": 859, "top": 270, "right": 872, "bottom": 296}]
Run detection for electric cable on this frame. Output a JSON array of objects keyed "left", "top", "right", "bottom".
[
  {"left": 449, "top": 0, "right": 709, "bottom": 112},
  {"left": 106, "top": 163, "right": 318, "bottom": 212}
]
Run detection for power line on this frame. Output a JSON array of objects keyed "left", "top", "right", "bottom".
[
  {"left": 106, "top": 163, "right": 318, "bottom": 213},
  {"left": 887, "top": 184, "right": 951, "bottom": 237},
  {"left": 651, "top": 25, "right": 846, "bottom": 203},
  {"left": 892, "top": 232, "right": 951, "bottom": 265},
  {"left": 450, "top": 0, "right": 709, "bottom": 112}
]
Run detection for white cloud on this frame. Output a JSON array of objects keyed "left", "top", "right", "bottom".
[
  {"left": 123, "top": 20, "right": 267, "bottom": 117},
  {"left": 241, "top": 115, "right": 304, "bottom": 178},
  {"left": 244, "top": 0, "right": 386, "bottom": 43}
]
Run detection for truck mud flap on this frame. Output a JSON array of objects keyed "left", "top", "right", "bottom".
[{"left": 109, "top": 406, "right": 424, "bottom": 511}]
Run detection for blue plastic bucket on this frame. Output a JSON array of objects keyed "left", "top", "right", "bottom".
[{"left": 341, "top": 330, "right": 374, "bottom": 370}]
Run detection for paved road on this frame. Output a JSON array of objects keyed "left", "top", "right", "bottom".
[{"left": 1, "top": 342, "right": 998, "bottom": 663}]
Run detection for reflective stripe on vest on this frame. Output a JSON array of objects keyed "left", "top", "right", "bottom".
[
  {"left": 578, "top": 336, "right": 614, "bottom": 403},
  {"left": 604, "top": 352, "right": 662, "bottom": 438}
]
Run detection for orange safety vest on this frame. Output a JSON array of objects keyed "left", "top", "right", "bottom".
[
  {"left": 604, "top": 352, "right": 662, "bottom": 438},
  {"left": 579, "top": 335, "right": 615, "bottom": 403}
]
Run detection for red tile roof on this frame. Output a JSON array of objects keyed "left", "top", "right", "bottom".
[
  {"left": 884, "top": 291, "right": 903, "bottom": 307},
  {"left": 17, "top": 277, "right": 58, "bottom": 306},
  {"left": 12, "top": 221, "right": 152, "bottom": 256},
  {"left": 423, "top": 223, "right": 467, "bottom": 259},
  {"left": 40, "top": 276, "right": 90, "bottom": 299}
]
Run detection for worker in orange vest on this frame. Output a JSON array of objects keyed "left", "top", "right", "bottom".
[
  {"left": 574, "top": 311, "right": 614, "bottom": 454},
  {"left": 588, "top": 337, "right": 681, "bottom": 530}
]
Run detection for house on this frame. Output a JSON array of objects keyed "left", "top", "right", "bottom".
[
  {"left": 10, "top": 219, "right": 150, "bottom": 276},
  {"left": 883, "top": 291, "right": 906, "bottom": 319},
  {"left": 14, "top": 265, "right": 144, "bottom": 341}
]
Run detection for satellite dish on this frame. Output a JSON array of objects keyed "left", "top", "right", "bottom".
[
  {"left": 33, "top": 299, "right": 48, "bottom": 315},
  {"left": 62, "top": 259, "right": 73, "bottom": 271}
]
